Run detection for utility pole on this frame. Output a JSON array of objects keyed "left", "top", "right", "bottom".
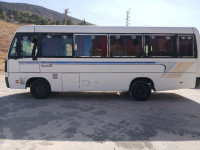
[
  {"left": 65, "top": 9, "right": 70, "bottom": 25},
  {"left": 126, "top": 8, "right": 131, "bottom": 26}
]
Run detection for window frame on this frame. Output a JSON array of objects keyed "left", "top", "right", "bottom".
[
  {"left": 8, "top": 33, "right": 40, "bottom": 59},
  {"left": 41, "top": 33, "right": 74, "bottom": 58},
  {"left": 144, "top": 34, "right": 178, "bottom": 58},
  {"left": 109, "top": 34, "right": 143, "bottom": 58},
  {"left": 8, "top": 34, "right": 19, "bottom": 59},
  {"left": 19, "top": 33, "right": 38, "bottom": 58},
  {"left": 177, "top": 34, "right": 195, "bottom": 58},
  {"left": 8, "top": 32, "right": 197, "bottom": 59},
  {"left": 74, "top": 34, "right": 108, "bottom": 58}
]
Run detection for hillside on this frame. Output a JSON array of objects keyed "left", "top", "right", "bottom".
[
  {"left": 0, "top": 1, "right": 90, "bottom": 25},
  {"left": 0, "top": 20, "right": 19, "bottom": 71}
]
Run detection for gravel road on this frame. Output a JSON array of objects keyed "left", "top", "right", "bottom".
[{"left": 0, "top": 73, "right": 200, "bottom": 150}]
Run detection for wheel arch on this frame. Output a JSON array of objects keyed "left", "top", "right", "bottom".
[
  {"left": 129, "top": 77, "right": 155, "bottom": 91},
  {"left": 26, "top": 77, "right": 51, "bottom": 89}
]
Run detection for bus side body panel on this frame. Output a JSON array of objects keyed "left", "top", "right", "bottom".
[
  {"left": 19, "top": 58, "right": 40, "bottom": 72},
  {"left": 8, "top": 59, "right": 19, "bottom": 73},
  {"left": 62, "top": 73, "right": 80, "bottom": 91},
  {"left": 8, "top": 58, "right": 197, "bottom": 92},
  {"left": 8, "top": 72, "right": 63, "bottom": 91},
  {"left": 8, "top": 72, "right": 195, "bottom": 92},
  {"left": 79, "top": 73, "right": 196, "bottom": 91},
  {"left": 39, "top": 58, "right": 196, "bottom": 92},
  {"left": 8, "top": 73, "right": 24, "bottom": 89}
]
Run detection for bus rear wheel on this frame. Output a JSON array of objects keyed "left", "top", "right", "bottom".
[
  {"left": 129, "top": 81, "right": 151, "bottom": 101},
  {"left": 30, "top": 79, "right": 51, "bottom": 99}
]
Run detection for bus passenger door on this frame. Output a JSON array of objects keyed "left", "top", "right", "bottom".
[{"left": 18, "top": 34, "right": 40, "bottom": 73}]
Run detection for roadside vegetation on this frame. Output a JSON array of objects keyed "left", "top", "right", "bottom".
[
  {"left": 0, "top": 8, "right": 64, "bottom": 25},
  {"left": 0, "top": 8, "right": 87, "bottom": 25},
  {"left": 0, "top": 20, "right": 19, "bottom": 71}
]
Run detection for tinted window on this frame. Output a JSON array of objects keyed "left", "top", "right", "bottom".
[
  {"left": 179, "top": 35, "right": 194, "bottom": 57},
  {"left": 74, "top": 35, "right": 107, "bottom": 57},
  {"left": 42, "top": 34, "right": 73, "bottom": 57},
  {"left": 145, "top": 35, "right": 176, "bottom": 57},
  {"left": 110, "top": 35, "right": 142, "bottom": 57}
]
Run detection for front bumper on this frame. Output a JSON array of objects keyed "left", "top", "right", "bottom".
[
  {"left": 5, "top": 77, "right": 10, "bottom": 88},
  {"left": 195, "top": 77, "right": 200, "bottom": 88}
]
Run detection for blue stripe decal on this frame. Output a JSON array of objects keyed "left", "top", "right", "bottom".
[
  {"left": 19, "top": 61, "right": 167, "bottom": 71},
  {"left": 40, "top": 61, "right": 156, "bottom": 64},
  {"left": 19, "top": 61, "right": 39, "bottom": 64},
  {"left": 40, "top": 61, "right": 166, "bottom": 72}
]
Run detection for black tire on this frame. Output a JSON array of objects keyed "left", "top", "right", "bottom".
[
  {"left": 30, "top": 79, "right": 51, "bottom": 99},
  {"left": 129, "top": 81, "right": 151, "bottom": 101}
]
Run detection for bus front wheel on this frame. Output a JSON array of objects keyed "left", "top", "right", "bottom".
[
  {"left": 30, "top": 79, "right": 51, "bottom": 99},
  {"left": 129, "top": 81, "right": 151, "bottom": 101}
]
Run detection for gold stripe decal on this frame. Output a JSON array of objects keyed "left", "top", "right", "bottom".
[
  {"left": 166, "top": 62, "right": 194, "bottom": 78},
  {"left": 170, "top": 62, "right": 194, "bottom": 73},
  {"left": 166, "top": 73, "right": 183, "bottom": 78}
]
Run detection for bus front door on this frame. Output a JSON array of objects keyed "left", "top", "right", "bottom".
[{"left": 18, "top": 34, "right": 40, "bottom": 73}]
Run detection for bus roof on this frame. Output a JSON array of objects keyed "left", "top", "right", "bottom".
[{"left": 16, "top": 25, "right": 197, "bottom": 34}]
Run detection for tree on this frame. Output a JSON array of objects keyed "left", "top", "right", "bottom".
[
  {"left": 67, "top": 19, "right": 74, "bottom": 25},
  {"left": 7, "top": 9, "right": 12, "bottom": 19},
  {"left": 13, "top": 10, "right": 20, "bottom": 20},
  {"left": 40, "top": 18, "right": 48, "bottom": 25},
  {"left": 56, "top": 20, "right": 61, "bottom": 25},
  {"left": 31, "top": 14, "right": 40, "bottom": 21},
  {"left": 0, "top": 8, "right": 3, "bottom": 15},
  {"left": 0, "top": 8, "right": 6, "bottom": 19},
  {"left": 50, "top": 21, "right": 56, "bottom": 25},
  {"left": 78, "top": 21, "right": 84, "bottom": 25}
]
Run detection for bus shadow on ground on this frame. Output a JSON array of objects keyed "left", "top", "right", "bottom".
[{"left": 0, "top": 91, "right": 200, "bottom": 141}]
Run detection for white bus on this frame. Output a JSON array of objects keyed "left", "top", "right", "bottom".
[{"left": 5, "top": 26, "right": 200, "bottom": 100}]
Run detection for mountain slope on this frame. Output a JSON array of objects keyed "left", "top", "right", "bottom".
[{"left": 0, "top": 1, "right": 88, "bottom": 24}]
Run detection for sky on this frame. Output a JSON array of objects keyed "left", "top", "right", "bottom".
[{"left": 1, "top": 0, "right": 200, "bottom": 31}]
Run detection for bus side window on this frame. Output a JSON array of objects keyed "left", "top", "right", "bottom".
[
  {"left": 74, "top": 35, "right": 107, "bottom": 57},
  {"left": 145, "top": 35, "right": 176, "bottom": 57},
  {"left": 179, "top": 36, "right": 194, "bottom": 57},
  {"left": 110, "top": 35, "right": 142, "bottom": 57},
  {"left": 42, "top": 34, "right": 73, "bottom": 57}
]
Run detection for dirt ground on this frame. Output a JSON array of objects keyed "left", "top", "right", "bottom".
[{"left": 0, "top": 73, "right": 200, "bottom": 150}]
